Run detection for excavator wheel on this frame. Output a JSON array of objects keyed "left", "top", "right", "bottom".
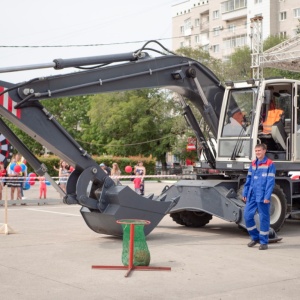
[
  {"left": 179, "top": 210, "right": 212, "bottom": 228},
  {"left": 238, "top": 184, "right": 287, "bottom": 232},
  {"left": 270, "top": 184, "right": 287, "bottom": 232},
  {"left": 170, "top": 212, "right": 186, "bottom": 226}
]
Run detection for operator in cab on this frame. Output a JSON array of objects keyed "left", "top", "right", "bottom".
[
  {"left": 222, "top": 106, "right": 247, "bottom": 137},
  {"left": 242, "top": 143, "right": 276, "bottom": 250}
]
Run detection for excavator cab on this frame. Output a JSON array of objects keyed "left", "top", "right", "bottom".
[{"left": 216, "top": 79, "right": 300, "bottom": 173}]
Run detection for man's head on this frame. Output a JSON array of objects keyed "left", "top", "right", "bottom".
[
  {"left": 255, "top": 143, "right": 267, "bottom": 160},
  {"left": 100, "top": 163, "right": 106, "bottom": 169},
  {"left": 232, "top": 110, "right": 245, "bottom": 124}
]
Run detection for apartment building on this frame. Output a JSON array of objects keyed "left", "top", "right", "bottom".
[{"left": 172, "top": 0, "right": 300, "bottom": 60}]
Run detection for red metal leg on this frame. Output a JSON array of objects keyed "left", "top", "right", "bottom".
[{"left": 125, "top": 223, "right": 135, "bottom": 277}]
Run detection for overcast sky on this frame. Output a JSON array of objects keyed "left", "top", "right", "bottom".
[{"left": 1, "top": 0, "right": 180, "bottom": 83}]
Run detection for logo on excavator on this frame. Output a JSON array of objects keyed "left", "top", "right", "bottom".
[{"left": 0, "top": 86, "right": 21, "bottom": 118}]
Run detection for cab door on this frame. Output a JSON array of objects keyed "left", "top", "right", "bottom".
[{"left": 295, "top": 84, "right": 300, "bottom": 160}]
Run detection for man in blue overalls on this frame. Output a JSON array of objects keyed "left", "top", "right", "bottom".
[{"left": 242, "top": 143, "right": 276, "bottom": 250}]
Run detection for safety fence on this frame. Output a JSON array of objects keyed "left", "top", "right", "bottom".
[{"left": 0, "top": 174, "right": 185, "bottom": 207}]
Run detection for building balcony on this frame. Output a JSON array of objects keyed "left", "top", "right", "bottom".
[
  {"left": 184, "top": 28, "right": 192, "bottom": 36},
  {"left": 222, "top": 7, "right": 247, "bottom": 21},
  {"left": 200, "top": 21, "right": 209, "bottom": 31}
]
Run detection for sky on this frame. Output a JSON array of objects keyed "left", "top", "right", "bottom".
[{"left": 0, "top": 0, "right": 181, "bottom": 83}]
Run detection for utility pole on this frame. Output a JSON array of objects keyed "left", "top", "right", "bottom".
[{"left": 250, "top": 16, "right": 263, "bottom": 79}]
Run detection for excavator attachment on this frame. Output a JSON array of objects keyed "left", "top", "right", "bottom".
[
  {"left": 80, "top": 185, "right": 179, "bottom": 236},
  {"left": 61, "top": 165, "right": 179, "bottom": 236}
]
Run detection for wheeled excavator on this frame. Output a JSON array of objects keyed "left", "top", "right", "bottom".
[{"left": 0, "top": 42, "right": 299, "bottom": 239}]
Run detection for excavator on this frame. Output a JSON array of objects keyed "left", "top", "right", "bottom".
[{"left": 0, "top": 41, "right": 299, "bottom": 239}]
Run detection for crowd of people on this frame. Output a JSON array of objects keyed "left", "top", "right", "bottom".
[
  {"left": 0, "top": 156, "right": 72, "bottom": 202},
  {"left": 0, "top": 157, "right": 147, "bottom": 201},
  {"left": 99, "top": 161, "right": 146, "bottom": 195}
]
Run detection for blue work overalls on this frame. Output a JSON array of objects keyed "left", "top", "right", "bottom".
[{"left": 243, "top": 156, "right": 276, "bottom": 244}]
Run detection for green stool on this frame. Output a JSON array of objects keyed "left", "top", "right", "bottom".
[
  {"left": 92, "top": 219, "right": 171, "bottom": 277},
  {"left": 118, "top": 219, "right": 151, "bottom": 268}
]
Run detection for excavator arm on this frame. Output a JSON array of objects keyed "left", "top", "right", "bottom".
[{"left": 0, "top": 48, "right": 225, "bottom": 236}]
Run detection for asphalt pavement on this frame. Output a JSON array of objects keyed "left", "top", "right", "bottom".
[{"left": 1, "top": 180, "right": 300, "bottom": 300}]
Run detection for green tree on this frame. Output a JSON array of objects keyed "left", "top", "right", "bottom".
[
  {"left": 3, "top": 120, "right": 44, "bottom": 155},
  {"left": 297, "top": 19, "right": 300, "bottom": 34},
  {"left": 87, "top": 89, "right": 181, "bottom": 163},
  {"left": 224, "top": 46, "right": 252, "bottom": 80},
  {"left": 42, "top": 95, "right": 93, "bottom": 152},
  {"left": 175, "top": 46, "right": 224, "bottom": 80}
]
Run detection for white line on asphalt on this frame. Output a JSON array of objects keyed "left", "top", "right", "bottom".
[{"left": 26, "top": 208, "right": 80, "bottom": 216}]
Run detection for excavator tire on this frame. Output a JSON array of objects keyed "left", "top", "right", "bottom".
[
  {"left": 237, "top": 184, "right": 287, "bottom": 232},
  {"left": 170, "top": 212, "right": 186, "bottom": 226},
  {"left": 179, "top": 211, "right": 212, "bottom": 228},
  {"left": 270, "top": 184, "right": 287, "bottom": 232}
]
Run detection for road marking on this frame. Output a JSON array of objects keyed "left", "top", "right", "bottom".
[{"left": 26, "top": 208, "right": 80, "bottom": 216}]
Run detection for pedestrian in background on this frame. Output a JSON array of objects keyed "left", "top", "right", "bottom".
[
  {"left": 100, "top": 163, "right": 111, "bottom": 175},
  {"left": 20, "top": 157, "right": 27, "bottom": 200},
  {"left": 133, "top": 171, "right": 142, "bottom": 194},
  {"left": 111, "top": 162, "right": 121, "bottom": 185},
  {"left": 6, "top": 155, "right": 22, "bottom": 201},
  {"left": 242, "top": 143, "right": 275, "bottom": 250},
  {"left": 0, "top": 162, "right": 6, "bottom": 200},
  {"left": 59, "top": 161, "right": 70, "bottom": 193},
  {"left": 39, "top": 176, "right": 47, "bottom": 199},
  {"left": 134, "top": 161, "right": 146, "bottom": 195}
]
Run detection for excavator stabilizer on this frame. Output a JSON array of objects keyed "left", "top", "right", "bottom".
[{"left": 164, "top": 180, "right": 243, "bottom": 222}]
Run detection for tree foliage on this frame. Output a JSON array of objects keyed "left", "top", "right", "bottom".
[
  {"left": 86, "top": 89, "right": 181, "bottom": 162},
  {"left": 297, "top": 19, "right": 300, "bottom": 34},
  {"left": 175, "top": 46, "right": 224, "bottom": 80},
  {"left": 224, "top": 46, "right": 252, "bottom": 80}
]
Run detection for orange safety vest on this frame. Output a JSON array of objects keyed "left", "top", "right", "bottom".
[{"left": 262, "top": 109, "right": 283, "bottom": 134}]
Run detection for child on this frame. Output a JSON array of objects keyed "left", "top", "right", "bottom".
[
  {"left": 133, "top": 171, "right": 142, "bottom": 194},
  {"left": 39, "top": 176, "right": 47, "bottom": 199},
  {"left": 0, "top": 162, "right": 6, "bottom": 200}
]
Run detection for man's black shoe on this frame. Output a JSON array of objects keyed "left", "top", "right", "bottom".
[
  {"left": 247, "top": 240, "right": 259, "bottom": 247},
  {"left": 259, "top": 244, "right": 268, "bottom": 250}
]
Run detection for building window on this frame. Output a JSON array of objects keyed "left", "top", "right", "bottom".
[
  {"left": 280, "top": 11, "right": 287, "bottom": 21},
  {"left": 221, "top": 0, "right": 247, "bottom": 13},
  {"left": 213, "top": 27, "right": 220, "bottom": 36},
  {"left": 213, "top": 10, "right": 219, "bottom": 19},
  {"left": 224, "top": 35, "right": 247, "bottom": 48},
  {"left": 184, "top": 18, "right": 192, "bottom": 31},
  {"left": 180, "top": 26, "right": 184, "bottom": 34},
  {"left": 294, "top": 8, "right": 300, "bottom": 18},
  {"left": 195, "top": 35, "right": 200, "bottom": 44},
  {"left": 228, "top": 24, "right": 236, "bottom": 32},
  {"left": 180, "top": 42, "right": 184, "bottom": 48},
  {"left": 212, "top": 44, "right": 220, "bottom": 53},
  {"left": 254, "top": 0, "right": 262, "bottom": 3},
  {"left": 280, "top": 31, "right": 287, "bottom": 38},
  {"left": 195, "top": 18, "right": 200, "bottom": 27},
  {"left": 203, "top": 44, "right": 209, "bottom": 52}
]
